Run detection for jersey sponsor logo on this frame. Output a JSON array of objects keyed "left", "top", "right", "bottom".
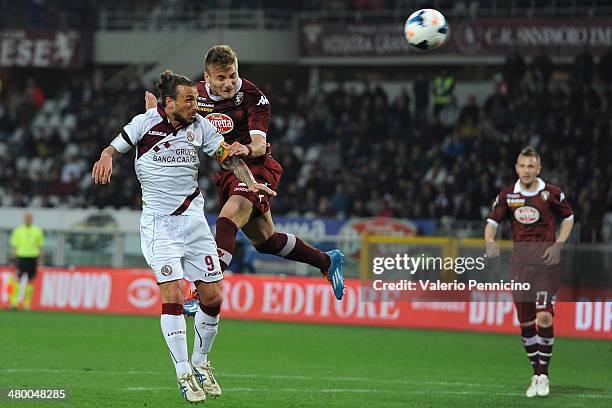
[
  {"left": 257, "top": 95, "right": 269, "bottom": 106},
  {"left": 127, "top": 278, "right": 159, "bottom": 309},
  {"left": 514, "top": 206, "right": 540, "bottom": 224},
  {"left": 507, "top": 198, "right": 525, "bottom": 208},
  {"left": 235, "top": 91, "right": 243, "bottom": 105},
  {"left": 541, "top": 191, "right": 550, "bottom": 201},
  {"left": 161, "top": 265, "right": 173, "bottom": 276},
  {"left": 147, "top": 130, "right": 169, "bottom": 137},
  {"left": 205, "top": 113, "right": 234, "bottom": 134},
  {"left": 197, "top": 99, "right": 214, "bottom": 112},
  {"left": 506, "top": 193, "right": 520, "bottom": 198},
  {"left": 186, "top": 130, "right": 195, "bottom": 142}
]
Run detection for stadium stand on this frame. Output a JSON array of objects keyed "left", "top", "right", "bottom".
[
  {"left": 0, "top": 1, "right": 611, "bottom": 243},
  {"left": 0, "top": 54, "right": 611, "bottom": 243}
]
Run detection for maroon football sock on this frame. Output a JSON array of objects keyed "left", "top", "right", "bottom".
[
  {"left": 520, "top": 324, "right": 539, "bottom": 375},
  {"left": 255, "top": 232, "right": 331, "bottom": 271},
  {"left": 537, "top": 325, "right": 554, "bottom": 376},
  {"left": 215, "top": 217, "right": 238, "bottom": 271}
]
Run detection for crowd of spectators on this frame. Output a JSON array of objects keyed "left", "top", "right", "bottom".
[
  {"left": 261, "top": 57, "right": 612, "bottom": 244},
  {"left": 0, "top": 50, "right": 611, "bottom": 242}
]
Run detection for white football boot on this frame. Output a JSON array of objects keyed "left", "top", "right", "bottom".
[
  {"left": 192, "top": 362, "right": 222, "bottom": 397},
  {"left": 536, "top": 374, "right": 550, "bottom": 397},
  {"left": 525, "top": 375, "right": 539, "bottom": 398},
  {"left": 177, "top": 372, "right": 206, "bottom": 403}
]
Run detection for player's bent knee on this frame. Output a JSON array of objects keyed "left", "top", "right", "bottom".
[
  {"left": 159, "top": 281, "right": 184, "bottom": 304},
  {"left": 199, "top": 301, "right": 222, "bottom": 316},
  {"left": 198, "top": 288, "right": 223, "bottom": 315},
  {"left": 536, "top": 312, "right": 553, "bottom": 327},
  {"left": 220, "top": 196, "right": 253, "bottom": 226},
  {"left": 254, "top": 232, "right": 286, "bottom": 254}
]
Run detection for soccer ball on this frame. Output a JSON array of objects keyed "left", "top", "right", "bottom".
[{"left": 404, "top": 9, "right": 448, "bottom": 50}]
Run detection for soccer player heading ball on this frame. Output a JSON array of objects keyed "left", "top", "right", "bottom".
[
  {"left": 484, "top": 146, "right": 574, "bottom": 398},
  {"left": 145, "top": 45, "right": 345, "bottom": 302}
]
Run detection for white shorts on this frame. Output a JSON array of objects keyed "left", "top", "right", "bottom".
[{"left": 140, "top": 212, "right": 223, "bottom": 284}]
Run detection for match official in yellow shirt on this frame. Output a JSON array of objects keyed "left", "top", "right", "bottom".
[{"left": 9, "top": 212, "right": 45, "bottom": 311}]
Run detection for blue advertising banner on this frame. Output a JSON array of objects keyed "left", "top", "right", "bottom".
[
  {"left": 204, "top": 215, "right": 437, "bottom": 272},
  {"left": 205, "top": 215, "right": 436, "bottom": 238}
]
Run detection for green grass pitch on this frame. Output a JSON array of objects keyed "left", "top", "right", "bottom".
[{"left": 0, "top": 311, "right": 610, "bottom": 407}]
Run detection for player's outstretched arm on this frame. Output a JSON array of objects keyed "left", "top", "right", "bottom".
[
  {"left": 222, "top": 156, "right": 277, "bottom": 197},
  {"left": 92, "top": 145, "right": 120, "bottom": 184}
]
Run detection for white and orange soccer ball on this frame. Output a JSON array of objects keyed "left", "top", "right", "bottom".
[{"left": 404, "top": 9, "right": 448, "bottom": 50}]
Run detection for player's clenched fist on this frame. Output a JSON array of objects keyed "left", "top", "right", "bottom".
[
  {"left": 92, "top": 154, "right": 113, "bottom": 184},
  {"left": 227, "top": 142, "right": 250, "bottom": 157}
]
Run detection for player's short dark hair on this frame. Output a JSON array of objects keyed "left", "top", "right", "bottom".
[
  {"left": 519, "top": 146, "right": 540, "bottom": 161},
  {"left": 157, "top": 70, "right": 195, "bottom": 107},
  {"left": 204, "top": 45, "right": 238, "bottom": 71}
]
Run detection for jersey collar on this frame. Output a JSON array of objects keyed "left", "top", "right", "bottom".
[
  {"left": 205, "top": 78, "right": 243, "bottom": 101},
  {"left": 514, "top": 177, "right": 545, "bottom": 197},
  {"left": 157, "top": 104, "right": 166, "bottom": 119}
]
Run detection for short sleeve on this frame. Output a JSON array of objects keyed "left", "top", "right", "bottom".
[
  {"left": 198, "top": 116, "right": 225, "bottom": 157},
  {"left": 246, "top": 87, "right": 270, "bottom": 138},
  {"left": 550, "top": 189, "right": 574, "bottom": 220},
  {"left": 111, "top": 112, "right": 148, "bottom": 153},
  {"left": 487, "top": 191, "right": 508, "bottom": 226}
]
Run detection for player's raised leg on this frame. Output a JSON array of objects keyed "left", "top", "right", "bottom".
[
  {"left": 215, "top": 195, "right": 345, "bottom": 299},
  {"left": 160, "top": 279, "right": 205, "bottom": 403},
  {"left": 191, "top": 281, "right": 223, "bottom": 397},
  {"left": 242, "top": 210, "right": 345, "bottom": 300}
]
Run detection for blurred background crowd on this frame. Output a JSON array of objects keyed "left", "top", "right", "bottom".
[{"left": 0, "top": 0, "right": 611, "bottom": 243}]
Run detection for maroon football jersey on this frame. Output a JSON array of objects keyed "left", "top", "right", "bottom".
[
  {"left": 487, "top": 178, "right": 574, "bottom": 243},
  {"left": 196, "top": 78, "right": 271, "bottom": 165}
]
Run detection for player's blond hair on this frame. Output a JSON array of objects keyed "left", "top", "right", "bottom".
[
  {"left": 204, "top": 45, "right": 238, "bottom": 72},
  {"left": 518, "top": 146, "right": 540, "bottom": 162}
]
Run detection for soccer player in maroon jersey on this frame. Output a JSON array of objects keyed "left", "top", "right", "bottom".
[
  {"left": 147, "top": 45, "right": 344, "bottom": 299},
  {"left": 484, "top": 146, "right": 574, "bottom": 398}
]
